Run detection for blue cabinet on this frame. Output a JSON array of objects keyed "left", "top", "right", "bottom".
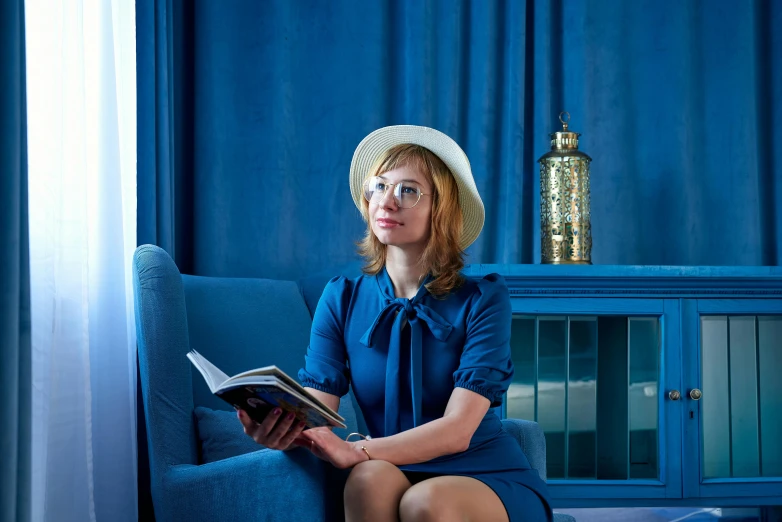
[{"left": 463, "top": 265, "right": 782, "bottom": 508}]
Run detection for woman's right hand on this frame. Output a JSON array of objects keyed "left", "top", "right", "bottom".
[{"left": 237, "top": 407, "right": 307, "bottom": 450}]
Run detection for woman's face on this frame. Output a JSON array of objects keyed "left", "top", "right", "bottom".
[{"left": 367, "top": 164, "right": 433, "bottom": 252}]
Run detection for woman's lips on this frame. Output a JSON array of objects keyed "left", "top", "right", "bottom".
[{"left": 376, "top": 218, "right": 402, "bottom": 228}]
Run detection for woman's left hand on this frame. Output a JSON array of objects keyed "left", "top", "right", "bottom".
[{"left": 300, "top": 428, "right": 368, "bottom": 469}]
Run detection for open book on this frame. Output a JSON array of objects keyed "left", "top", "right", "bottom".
[{"left": 187, "top": 350, "right": 346, "bottom": 429}]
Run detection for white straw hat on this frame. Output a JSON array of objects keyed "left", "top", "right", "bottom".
[{"left": 349, "top": 125, "right": 485, "bottom": 250}]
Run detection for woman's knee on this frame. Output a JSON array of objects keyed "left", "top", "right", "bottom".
[
  {"left": 399, "top": 481, "right": 456, "bottom": 522},
  {"left": 345, "top": 460, "right": 406, "bottom": 498}
]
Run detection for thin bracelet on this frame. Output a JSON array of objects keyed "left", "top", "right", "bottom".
[{"left": 346, "top": 433, "right": 372, "bottom": 461}]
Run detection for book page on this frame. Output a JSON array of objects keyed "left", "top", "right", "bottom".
[{"left": 187, "top": 350, "right": 231, "bottom": 393}]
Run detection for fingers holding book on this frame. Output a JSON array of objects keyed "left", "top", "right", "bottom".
[{"left": 237, "top": 407, "right": 306, "bottom": 451}]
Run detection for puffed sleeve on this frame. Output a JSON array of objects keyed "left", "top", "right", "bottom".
[
  {"left": 297, "top": 276, "right": 351, "bottom": 397},
  {"left": 452, "top": 273, "right": 514, "bottom": 407}
]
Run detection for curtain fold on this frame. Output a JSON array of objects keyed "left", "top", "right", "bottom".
[
  {"left": 137, "top": 0, "right": 194, "bottom": 273},
  {"left": 25, "top": 0, "right": 138, "bottom": 520},
  {"left": 137, "top": 0, "right": 782, "bottom": 281},
  {"left": 0, "top": 0, "right": 32, "bottom": 520}
]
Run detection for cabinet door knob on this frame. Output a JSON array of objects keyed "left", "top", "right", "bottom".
[
  {"left": 668, "top": 390, "right": 681, "bottom": 401},
  {"left": 689, "top": 389, "right": 702, "bottom": 401}
]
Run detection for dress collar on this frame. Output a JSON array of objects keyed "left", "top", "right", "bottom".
[{"left": 376, "top": 265, "right": 434, "bottom": 303}]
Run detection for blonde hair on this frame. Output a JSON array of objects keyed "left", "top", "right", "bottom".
[{"left": 356, "top": 144, "right": 465, "bottom": 297}]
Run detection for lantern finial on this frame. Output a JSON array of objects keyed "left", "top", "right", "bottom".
[{"left": 559, "top": 111, "right": 570, "bottom": 131}]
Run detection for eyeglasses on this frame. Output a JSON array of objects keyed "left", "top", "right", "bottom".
[{"left": 363, "top": 177, "right": 431, "bottom": 209}]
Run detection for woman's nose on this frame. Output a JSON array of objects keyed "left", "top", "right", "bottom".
[{"left": 379, "top": 186, "right": 398, "bottom": 209}]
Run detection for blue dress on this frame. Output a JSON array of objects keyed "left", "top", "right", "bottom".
[{"left": 298, "top": 267, "right": 553, "bottom": 522}]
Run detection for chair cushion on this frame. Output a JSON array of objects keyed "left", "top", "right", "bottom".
[{"left": 194, "top": 407, "right": 264, "bottom": 463}]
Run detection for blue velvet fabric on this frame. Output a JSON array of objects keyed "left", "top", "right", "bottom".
[
  {"left": 133, "top": 245, "right": 559, "bottom": 521},
  {"left": 137, "top": 0, "right": 781, "bottom": 282},
  {"left": 193, "top": 407, "right": 264, "bottom": 463},
  {"left": 0, "top": 1, "right": 31, "bottom": 520},
  {"left": 161, "top": 448, "right": 350, "bottom": 522},
  {"left": 136, "top": 0, "right": 194, "bottom": 273},
  {"left": 298, "top": 269, "right": 553, "bottom": 521},
  {"left": 134, "top": 245, "right": 200, "bottom": 520}
]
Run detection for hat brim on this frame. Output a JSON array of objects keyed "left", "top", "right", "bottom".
[{"left": 349, "top": 125, "right": 485, "bottom": 250}]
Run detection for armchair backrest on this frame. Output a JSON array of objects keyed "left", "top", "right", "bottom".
[{"left": 181, "top": 274, "right": 313, "bottom": 411}]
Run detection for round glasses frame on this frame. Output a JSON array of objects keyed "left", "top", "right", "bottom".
[{"left": 362, "top": 177, "right": 431, "bottom": 209}]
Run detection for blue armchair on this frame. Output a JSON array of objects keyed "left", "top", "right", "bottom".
[{"left": 133, "top": 244, "right": 574, "bottom": 522}]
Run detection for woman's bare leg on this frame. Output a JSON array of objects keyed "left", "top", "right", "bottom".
[
  {"left": 344, "top": 460, "right": 413, "bottom": 522},
  {"left": 399, "top": 476, "right": 511, "bottom": 522}
]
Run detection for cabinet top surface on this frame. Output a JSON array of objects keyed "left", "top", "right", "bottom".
[
  {"left": 463, "top": 264, "right": 782, "bottom": 278},
  {"left": 461, "top": 265, "right": 782, "bottom": 296}
]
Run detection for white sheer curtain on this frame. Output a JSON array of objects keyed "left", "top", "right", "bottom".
[{"left": 25, "top": 0, "right": 137, "bottom": 521}]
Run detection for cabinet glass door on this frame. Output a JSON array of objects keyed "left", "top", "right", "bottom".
[
  {"left": 508, "top": 298, "right": 682, "bottom": 504},
  {"left": 683, "top": 299, "right": 782, "bottom": 500}
]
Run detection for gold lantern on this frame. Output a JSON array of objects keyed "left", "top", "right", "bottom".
[{"left": 538, "top": 112, "right": 592, "bottom": 264}]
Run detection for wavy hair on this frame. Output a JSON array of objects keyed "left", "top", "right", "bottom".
[{"left": 356, "top": 144, "right": 465, "bottom": 297}]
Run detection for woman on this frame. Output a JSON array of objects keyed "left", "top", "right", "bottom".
[{"left": 238, "top": 125, "right": 553, "bottom": 522}]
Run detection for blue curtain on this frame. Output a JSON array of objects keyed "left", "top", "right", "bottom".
[
  {"left": 546, "top": 0, "right": 782, "bottom": 265},
  {"left": 0, "top": 0, "right": 31, "bottom": 521},
  {"left": 137, "top": 0, "right": 195, "bottom": 273},
  {"left": 138, "top": 0, "right": 781, "bottom": 279}
]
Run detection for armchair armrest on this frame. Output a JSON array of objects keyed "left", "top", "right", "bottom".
[
  {"left": 161, "top": 448, "right": 348, "bottom": 522},
  {"left": 501, "top": 418, "right": 547, "bottom": 481}
]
